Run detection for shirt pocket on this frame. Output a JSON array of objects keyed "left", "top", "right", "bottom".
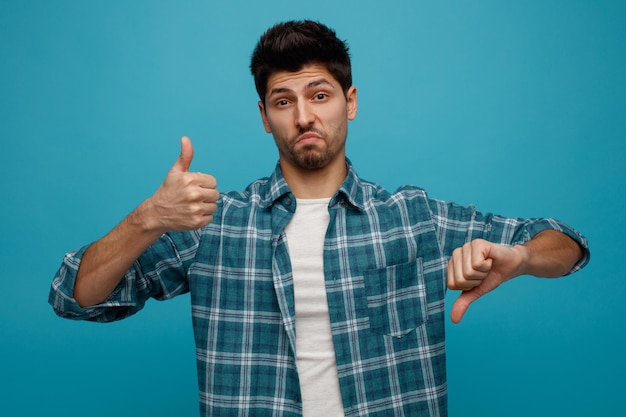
[{"left": 364, "top": 258, "right": 428, "bottom": 338}]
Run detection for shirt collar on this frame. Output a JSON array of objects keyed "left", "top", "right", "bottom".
[
  {"left": 335, "top": 158, "right": 366, "bottom": 210},
  {"left": 258, "top": 158, "right": 366, "bottom": 211}
]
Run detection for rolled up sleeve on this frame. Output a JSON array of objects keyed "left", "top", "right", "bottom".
[
  {"left": 48, "top": 230, "right": 199, "bottom": 322},
  {"left": 429, "top": 198, "right": 590, "bottom": 275}
]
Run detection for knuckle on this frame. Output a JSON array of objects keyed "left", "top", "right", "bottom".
[
  {"left": 187, "top": 189, "right": 202, "bottom": 202},
  {"left": 181, "top": 173, "right": 196, "bottom": 186},
  {"left": 187, "top": 202, "right": 203, "bottom": 215}
]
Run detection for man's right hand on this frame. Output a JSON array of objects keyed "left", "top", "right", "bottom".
[
  {"left": 74, "top": 136, "right": 218, "bottom": 307},
  {"left": 140, "top": 136, "right": 219, "bottom": 234}
]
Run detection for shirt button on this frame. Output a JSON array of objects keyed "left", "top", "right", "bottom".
[
  {"left": 294, "top": 394, "right": 301, "bottom": 403},
  {"left": 284, "top": 198, "right": 292, "bottom": 206}
]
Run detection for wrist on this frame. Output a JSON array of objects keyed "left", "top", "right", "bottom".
[
  {"left": 510, "top": 244, "right": 532, "bottom": 278},
  {"left": 130, "top": 198, "right": 167, "bottom": 237}
]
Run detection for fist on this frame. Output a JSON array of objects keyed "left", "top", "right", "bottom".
[{"left": 448, "top": 239, "right": 525, "bottom": 323}]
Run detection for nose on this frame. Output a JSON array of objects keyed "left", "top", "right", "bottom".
[{"left": 295, "top": 101, "right": 315, "bottom": 128}]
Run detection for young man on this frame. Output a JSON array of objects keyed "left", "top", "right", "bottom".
[{"left": 50, "top": 20, "right": 589, "bottom": 417}]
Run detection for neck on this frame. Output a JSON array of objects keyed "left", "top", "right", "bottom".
[{"left": 280, "top": 156, "right": 347, "bottom": 199}]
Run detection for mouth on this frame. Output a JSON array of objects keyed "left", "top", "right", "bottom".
[{"left": 296, "top": 132, "right": 323, "bottom": 146}]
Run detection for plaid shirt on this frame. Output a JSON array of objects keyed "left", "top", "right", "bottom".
[{"left": 50, "top": 160, "right": 589, "bottom": 416}]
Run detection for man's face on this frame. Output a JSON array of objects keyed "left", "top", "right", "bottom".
[{"left": 258, "top": 64, "right": 357, "bottom": 172}]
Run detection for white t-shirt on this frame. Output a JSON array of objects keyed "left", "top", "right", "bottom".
[{"left": 284, "top": 198, "right": 344, "bottom": 416}]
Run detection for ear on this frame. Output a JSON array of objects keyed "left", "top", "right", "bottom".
[
  {"left": 346, "top": 86, "right": 358, "bottom": 121},
  {"left": 258, "top": 101, "right": 272, "bottom": 133}
]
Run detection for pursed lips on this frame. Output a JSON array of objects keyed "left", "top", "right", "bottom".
[{"left": 296, "top": 132, "right": 323, "bottom": 146}]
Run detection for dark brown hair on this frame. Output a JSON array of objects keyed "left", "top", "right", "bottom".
[{"left": 250, "top": 20, "right": 352, "bottom": 103}]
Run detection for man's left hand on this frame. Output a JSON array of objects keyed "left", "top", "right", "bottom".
[{"left": 447, "top": 239, "right": 526, "bottom": 324}]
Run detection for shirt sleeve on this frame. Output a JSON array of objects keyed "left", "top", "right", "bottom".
[
  {"left": 428, "top": 198, "right": 590, "bottom": 275},
  {"left": 48, "top": 230, "right": 200, "bottom": 322}
]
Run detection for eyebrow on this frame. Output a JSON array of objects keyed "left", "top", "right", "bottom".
[{"left": 267, "top": 78, "right": 335, "bottom": 98}]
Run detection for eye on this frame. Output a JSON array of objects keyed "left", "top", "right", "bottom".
[
  {"left": 314, "top": 93, "right": 328, "bottom": 100},
  {"left": 276, "top": 99, "right": 289, "bottom": 107}
]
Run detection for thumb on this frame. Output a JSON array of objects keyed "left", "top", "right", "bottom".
[
  {"left": 170, "top": 136, "right": 194, "bottom": 173},
  {"left": 450, "top": 288, "right": 483, "bottom": 324}
]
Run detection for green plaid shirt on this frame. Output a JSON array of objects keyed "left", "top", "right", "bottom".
[{"left": 50, "top": 160, "right": 589, "bottom": 416}]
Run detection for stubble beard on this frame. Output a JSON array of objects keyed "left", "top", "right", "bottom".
[{"left": 282, "top": 126, "right": 346, "bottom": 171}]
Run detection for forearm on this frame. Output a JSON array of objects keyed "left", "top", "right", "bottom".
[
  {"left": 448, "top": 229, "right": 585, "bottom": 323},
  {"left": 68, "top": 137, "right": 218, "bottom": 308},
  {"left": 74, "top": 200, "right": 164, "bottom": 307},
  {"left": 515, "top": 230, "right": 584, "bottom": 278}
]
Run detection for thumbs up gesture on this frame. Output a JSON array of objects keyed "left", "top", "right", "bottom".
[{"left": 143, "top": 136, "right": 219, "bottom": 233}]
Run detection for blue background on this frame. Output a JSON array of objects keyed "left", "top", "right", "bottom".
[{"left": 1, "top": 1, "right": 624, "bottom": 415}]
